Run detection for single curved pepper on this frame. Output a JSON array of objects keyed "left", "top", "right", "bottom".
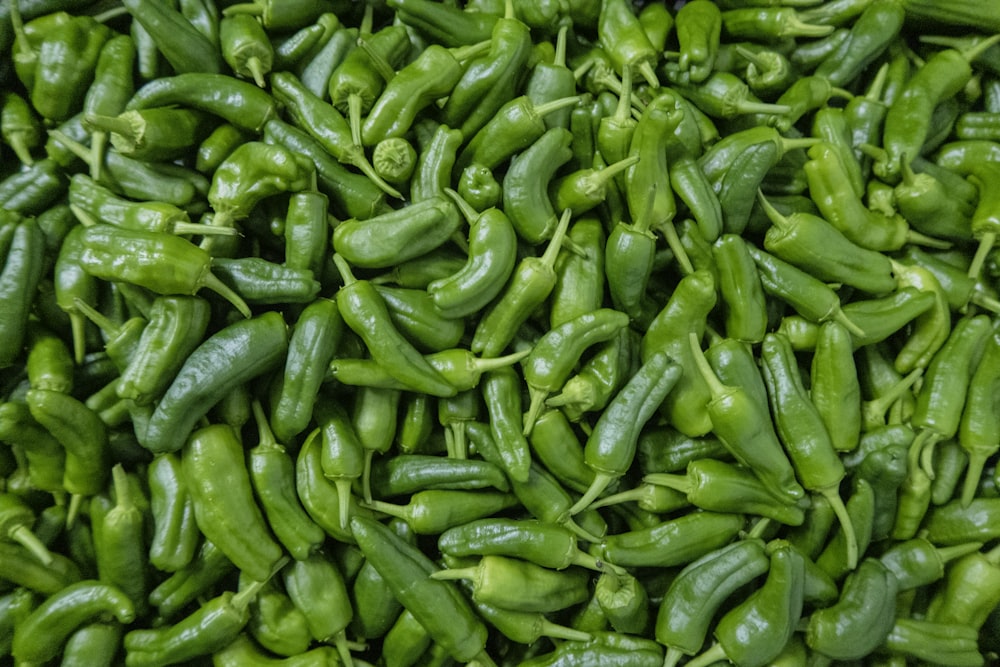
[
  {"left": 522, "top": 308, "right": 631, "bottom": 435},
  {"left": 684, "top": 541, "right": 805, "bottom": 667},
  {"left": 242, "top": 573, "right": 311, "bottom": 658},
  {"left": 884, "top": 617, "right": 985, "bottom": 667},
  {"left": 0, "top": 401, "right": 66, "bottom": 495},
  {"left": 758, "top": 191, "right": 897, "bottom": 294},
  {"left": 116, "top": 296, "right": 211, "bottom": 407},
  {"left": 599, "top": 510, "right": 745, "bottom": 569},
  {"left": 890, "top": 260, "right": 951, "bottom": 375},
  {"left": 147, "top": 452, "right": 199, "bottom": 574},
  {"left": 431, "top": 554, "right": 590, "bottom": 613},
  {"left": 363, "top": 42, "right": 487, "bottom": 146},
  {"left": 125, "top": 571, "right": 281, "bottom": 667},
  {"left": 810, "top": 320, "right": 862, "bottom": 452},
  {"left": 471, "top": 207, "right": 572, "bottom": 357},
  {"left": 387, "top": 0, "right": 497, "bottom": 47},
  {"left": 364, "top": 489, "right": 517, "bottom": 536},
  {"left": 761, "top": 332, "right": 859, "bottom": 567},
  {"left": 24, "top": 322, "right": 73, "bottom": 394},
  {"left": 805, "top": 558, "right": 898, "bottom": 660},
  {"left": 712, "top": 234, "right": 767, "bottom": 343},
  {"left": 908, "top": 314, "right": 992, "bottom": 481},
  {"left": 740, "top": 45, "right": 797, "bottom": 99},
  {"left": 83, "top": 107, "right": 217, "bottom": 164},
  {"left": 281, "top": 551, "right": 354, "bottom": 664},
  {"left": 139, "top": 311, "right": 288, "bottom": 454},
  {"left": 350, "top": 514, "right": 494, "bottom": 665},
  {"left": 439, "top": 518, "right": 616, "bottom": 576},
  {"left": 26, "top": 388, "right": 109, "bottom": 500},
  {"left": 68, "top": 175, "right": 228, "bottom": 238},
  {"left": 812, "top": 0, "right": 904, "bottom": 87},
  {"left": 12, "top": 580, "right": 135, "bottom": 664},
  {"left": 521, "top": 632, "right": 664, "bottom": 667},
  {"left": 597, "top": 0, "right": 660, "bottom": 87},
  {"left": 120, "top": 0, "right": 221, "bottom": 75},
  {"left": 211, "top": 257, "right": 320, "bottom": 305},
  {"left": 181, "top": 423, "right": 284, "bottom": 582},
  {"left": 219, "top": 13, "right": 272, "bottom": 87},
  {"left": 594, "top": 569, "right": 649, "bottom": 635},
  {"left": 673, "top": 0, "right": 723, "bottom": 84},
  {"left": 410, "top": 123, "right": 463, "bottom": 204},
  {"left": 29, "top": 15, "right": 111, "bottom": 122},
  {"left": 570, "top": 351, "right": 683, "bottom": 514},
  {"left": 645, "top": 458, "right": 806, "bottom": 525},
  {"left": 77, "top": 225, "right": 250, "bottom": 318},
  {"left": 331, "top": 254, "right": 455, "bottom": 396},
  {"left": 370, "top": 454, "right": 509, "bottom": 498},
  {"left": 657, "top": 537, "right": 770, "bottom": 667},
  {"left": 426, "top": 190, "right": 517, "bottom": 320},
  {"left": 502, "top": 126, "right": 574, "bottom": 245},
  {"left": 333, "top": 194, "right": 461, "bottom": 270},
  {"left": 0, "top": 218, "right": 44, "bottom": 369},
  {"left": 438, "top": 2, "right": 534, "bottom": 140},
  {"left": 248, "top": 401, "right": 325, "bottom": 561},
  {"left": 0, "top": 91, "right": 42, "bottom": 165}
]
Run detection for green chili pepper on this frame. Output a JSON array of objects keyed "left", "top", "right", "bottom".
[
  {"left": 350, "top": 514, "right": 494, "bottom": 664},
  {"left": 12, "top": 580, "right": 134, "bottom": 664},
  {"left": 522, "top": 308, "right": 630, "bottom": 435},
  {"left": 91, "top": 464, "right": 148, "bottom": 617},
  {"left": 333, "top": 194, "right": 461, "bottom": 270},
  {"left": 712, "top": 234, "right": 768, "bottom": 343},
  {"left": 657, "top": 537, "right": 770, "bottom": 667},
  {"left": 363, "top": 42, "right": 487, "bottom": 146},
  {"left": 146, "top": 452, "right": 199, "bottom": 574},
  {"left": 24, "top": 322, "right": 73, "bottom": 394},
  {"left": 599, "top": 510, "right": 745, "bottom": 570},
  {"left": 646, "top": 458, "right": 806, "bottom": 525},
  {"left": 30, "top": 15, "right": 111, "bottom": 122},
  {"left": 0, "top": 401, "right": 66, "bottom": 495},
  {"left": 805, "top": 558, "right": 899, "bottom": 660},
  {"left": 570, "top": 351, "right": 683, "bottom": 514},
  {"left": 685, "top": 540, "right": 805, "bottom": 667},
  {"left": 0, "top": 218, "right": 44, "bottom": 369},
  {"left": 410, "top": 123, "right": 464, "bottom": 204},
  {"left": 241, "top": 573, "right": 311, "bottom": 658},
  {"left": 0, "top": 91, "right": 42, "bottom": 165},
  {"left": 471, "top": 207, "right": 571, "bottom": 357},
  {"left": 0, "top": 491, "right": 53, "bottom": 565},
  {"left": 219, "top": 13, "right": 272, "bottom": 87},
  {"left": 439, "top": 3, "right": 534, "bottom": 139},
  {"left": 121, "top": 0, "right": 222, "bottom": 75},
  {"left": 597, "top": 0, "right": 660, "bottom": 87},
  {"left": 501, "top": 127, "right": 573, "bottom": 246},
  {"left": 388, "top": 0, "right": 497, "bottom": 47},
  {"left": 757, "top": 191, "right": 897, "bottom": 294},
  {"left": 77, "top": 225, "right": 250, "bottom": 317},
  {"left": 138, "top": 311, "right": 288, "bottom": 454},
  {"left": 280, "top": 551, "right": 354, "bottom": 664}
]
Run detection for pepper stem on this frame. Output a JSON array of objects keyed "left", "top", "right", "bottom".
[
  {"left": 532, "top": 95, "right": 583, "bottom": 120},
  {"left": 938, "top": 541, "right": 987, "bottom": 564},
  {"left": 201, "top": 272, "right": 252, "bottom": 319},
  {"left": 346, "top": 145, "right": 403, "bottom": 199},
  {"left": 334, "top": 479, "right": 353, "bottom": 531},
  {"left": 785, "top": 17, "right": 835, "bottom": 38},
  {"left": 906, "top": 229, "right": 951, "bottom": 249},
  {"left": 756, "top": 190, "right": 790, "bottom": 229},
  {"left": 251, "top": 399, "right": 278, "bottom": 449},
  {"left": 736, "top": 99, "right": 791, "bottom": 116},
  {"left": 9, "top": 525, "right": 54, "bottom": 566},
  {"left": 581, "top": 154, "right": 641, "bottom": 198},
  {"left": 84, "top": 113, "right": 138, "bottom": 142},
  {"left": 447, "top": 424, "right": 467, "bottom": 459},
  {"left": 470, "top": 348, "right": 531, "bottom": 373},
  {"left": 588, "top": 485, "right": 650, "bottom": 509},
  {"left": 245, "top": 56, "right": 267, "bottom": 88},
  {"left": 443, "top": 187, "right": 478, "bottom": 224},
  {"left": 687, "top": 331, "right": 729, "bottom": 400},
  {"left": 347, "top": 93, "right": 364, "bottom": 150},
  {"left": 175, "top": 221, "right": 239, "bottom": 237},
  {"left": 541, "top": 620, "right": 592, "bottom": 643},
  {"left": 960, "top": 452, "right": 990, "bottom": 507},
  {"left": 643, "top": 473, "right": 693, "bottom": 496},
  {"left": 332, "top": 253, "right": 357, "bottom": 286},
  {"left": 663, "top": 647, "right": 684, "bottom": 667},
  {"left": 67, "top": 204, "right": 97, "bottom": 228},
  {"left": 820, "top": 486, "right": 858, "bottom": 570},
  {"left": 70, "top": 313, "right": 87, "bottom": 365},
  {"left": 522, "top": 388, "right": 549, "bottom": 438},
  {"left": 830, "top": 306, "right": 867, "bottom": 339},
  {"left": 566, "top": 471, "right": 615, "bottom": 516},
  {"left": 563, "top": 516, "right": 603, "bottom": 543},
  {"left": 682, "top": 642, "right": 728, "bottom": 667},
  {"left": 659, "top": 221, "right": 694, "bottom": 275},
  {"left": 428, "top": 565, "right": 477, "bottom": 582},
  {"left": 362, "top": 449, "right": 376, "bottom": 505},
  {"left": 638, "top": 61, "right": 659, "bottom": 89},
  {"left": 449, "top": 39, "right": 491, "bottom": 63},
  {"left": 89, "top": 131, "right": 107, "bottom": 180},
  {"left": 7, "top": 131, "right": 33, "bottom": 165},
  {"left": 111, "top": 463, "right": 130, "bottom": 509},
  {"left": 221, "top": 2, "right": 264, "bottom": 17},
  {"left": 472, "top": 649, "right": 499, "bottom": 667},
  {"left": 72, "top": 297, "right": 120, "bottom": 337},
  {"left": 230, "top": 556, "right": 291, "bottom": 612},
  {"left": 967, "top": 231, "right": 996, "bottom": 282},
  {"left": 66, "top": 493, "right": 84, "bottom": 529},
  {"left": 539, "top": 208, "right": 573, "bottom": 269},
  {"left": 47, "top": 129, "right": 92, "bottom": 163},
  {"left": 957, "top": 33, "right": 1000, "bottom": 63},
  {"left": 361, "top": 497, "right": 407, "bottom": 522}
]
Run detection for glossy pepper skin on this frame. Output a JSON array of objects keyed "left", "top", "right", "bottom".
[
  {"left": 350, "top": 514, "right": 493, "bottom": 664},
  {"left": 12, "top": 580, "right": 135, "bottom": 664},
  {"left": 657, "top": 538, "right": 770, "bottom": 666},
  {"left": 139, "top": 311, "right": 289, "bottom": 454},
  {"left": 805, "top": 558, "right": 898, "bottom": 660}
]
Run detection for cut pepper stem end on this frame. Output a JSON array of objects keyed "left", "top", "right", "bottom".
[{"left": 9, "top": 525, "right": 54, "bottom": 566}]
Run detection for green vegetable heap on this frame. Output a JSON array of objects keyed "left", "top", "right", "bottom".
[{"left": 3, "top": 0, "right": 1000, "bottom": 664}]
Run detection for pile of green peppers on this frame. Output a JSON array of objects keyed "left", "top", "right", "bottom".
[{"left": 3, "top": 0, "right": 1000, "bottom": 664}]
